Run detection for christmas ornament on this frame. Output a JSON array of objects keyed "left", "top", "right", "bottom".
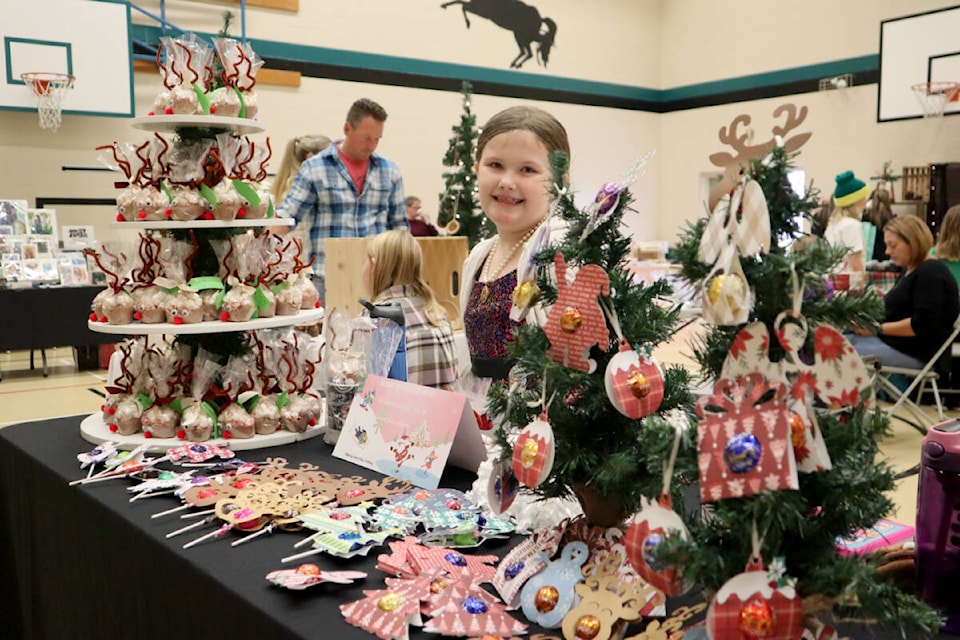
[
  {"left": 696, "top": 374, "right": 799, "bottom": 502},
  {"left": 701, "top": 243, "right": 751, "bottom": 325},
  {"left": 706, "top": 555, "right": 803, "bottom": 640},
  {"left": 561, "top": 551, "right": 653, "bottom": 640},
  {"left": 699, "top": 177, "right": 770, "bottom": 264},
  {"left": 520, "top": 541, "right": 589, "bottom": 628},
  {"left": 579, "top": 150, "right": 656, "bottom": 241},
  {"left": 512, "top": 412, "right": 555, "bottom": 488},
  {"left": 543, "top": 252, "right": 610, "bottom": 373},
  {"left": 487, "top": 458, "right": 519, "bottom": 515},
  {"left": 266, "top": 565, "right": 367, "bottom": 590},
  {"left": 624, "top": 494, "right": 690, "bottom": 596},
  {"left": 604, "top": 338, "right": 664, "bottom": 419},
  {"left": 492, "top": 526, "right": 563, "bottom": 609},
  {"left": 510, "top": 216, "right": 552, "bottom": 322}
]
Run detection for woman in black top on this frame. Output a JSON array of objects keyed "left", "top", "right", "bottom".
[{"left": 849, "top": 215, "right": 959, "bottom": 368}]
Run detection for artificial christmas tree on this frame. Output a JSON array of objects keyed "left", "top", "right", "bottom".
[
  {"left": 436, "top": 81, "right": 492, "bottom": 248},
  {"left": 669, "top": 138, "right": 941, "bottom": 634}
]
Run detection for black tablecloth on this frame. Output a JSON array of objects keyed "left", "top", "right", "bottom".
[
  {"left": 0, "top": 417, "right": 952, "bottom": 639},
  {"left": 0, "top": 286, "right": 118, "bottom": 351}
]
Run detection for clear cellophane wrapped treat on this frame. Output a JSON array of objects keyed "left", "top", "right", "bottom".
[
  {"left": 140, "top": 338, "right": 187, "bottom": 439},
  {"left": 321, "top": 310, "right": 369, "bottom": 444},
  {"left": 219, "top": 236, "right": 257, "bottom": 322},
  {"left": 102, "top": 339, "right": 143, "bottom": 424},
  {"left": 180, "top": 349, "right": 220, "bottom": 441},
  {"left": 98, "top": 140, "right": 170, "bottom": 222},
  {"left": 153, "top": 34, "right": 213, "bottom": 116},
  {"left": 168, "top": 140, "right": 215, "bottom": 221},
  {"left": 87, "top": 242, "right": 135, "bottom": 324},
  {"left": 217, "top": 134, "right": 273, "bottom": 220},
  {"left": 218, "top": 355, "right": 257, "bottom": 439},
  {"left": 110, "top": 341, "right": 152, "bottom": 436},
  {"left": 129, "top": 234, "right": 168, "bottom": 323},
  {"left": 245, "top": 232, "right": 276, "bottom": 317},
  {"left": 155, "top": 234, "right": 203, "bottom": 325},
  {"left": 212, "top": 37, "right": 263, "bottom": 119}
]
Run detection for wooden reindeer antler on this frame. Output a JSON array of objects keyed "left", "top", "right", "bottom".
[{"left": 707, "top": 103, "right": 812, "bottom": 211}]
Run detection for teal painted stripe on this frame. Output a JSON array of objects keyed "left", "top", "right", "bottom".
[
  {"left": 661, "top": 55, "right": 879, "bottom": 101},
  {"left": 128, "top": 24, "right": 878, "bottom": 105}
]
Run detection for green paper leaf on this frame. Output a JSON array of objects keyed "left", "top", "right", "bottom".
[
  {"left": 244, "top": 395, "right": 261, "bottom": 412},
  {"left": 214, "top": 288, "right": 227, "bottom": 310},
  {"left": 159, "top": 181, "right": 173, "bottom": 203},
  {"left": 162, "top": 286, "right": 180, "bottom": 295},
  {"left": 136, "top": 391, "right": 153, "bottom": 411},
  {"left": 199, "top": 184, "right": 218, "bottom": 207},
  {"left": 276, "top": 391, "right": 290, "bottom": 411},
  {"left": 271, "top": 281, "right": 288, "bottom": 295},
  {"left": 266, "top": 198, "right": 275, "bottom": 218},
  {"left": 188, "top": 276, "right": 225, "bottom": 291},
  {"left": 232, "top": 179, "right": 260, "bottom": 210},
  {"left": 193, "top": 83, "right": 210, "bottom": 114},
  {"left": 253, "top": 286, "right": 271, "bottom": 312},
  {"left": 233, "top": 85, "right": 246, "bottom": 119},
  {"left": 167, "top": 398, "right": 183, "bottom": 415},
  {"left": 201, "top": 401, "right": 220, "bottom": 437}
]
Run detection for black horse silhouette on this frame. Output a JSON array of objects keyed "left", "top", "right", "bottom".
[{"left": 441, "top": 0, "right": 557, "bottom": 69}]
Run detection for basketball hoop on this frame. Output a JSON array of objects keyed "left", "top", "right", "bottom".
[
  {"left": 20, "top": 72, "right": 75, "bottom": 131},
  {"left": 911, "top": 81, "right": 960, "bottom": 118}
]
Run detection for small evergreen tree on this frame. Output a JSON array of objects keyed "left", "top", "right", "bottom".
[{"left": 437, "top": 82, "right": 491, "bottom": 248}]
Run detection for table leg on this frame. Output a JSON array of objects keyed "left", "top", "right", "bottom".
[{"left": 41, "top": 349, "right": 48, "bottom": 377}]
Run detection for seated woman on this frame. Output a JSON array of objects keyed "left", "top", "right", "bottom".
[
  {"left": 363, "top": 229, "right": 458, "bottom": 389},
  {"left": 849, "top": 215, "right": 959, "bottom": 368},
  {"left": 932, "top": 204, "right": 960, "bottom": 287}
]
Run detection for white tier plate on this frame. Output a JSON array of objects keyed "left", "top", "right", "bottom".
[
  {"left": 130, "top": 114, "right": 265, "bottom": 134},
  {"left": 88, "top": 308, "right": 324, "bottom": 335},
  {"left": 80, "top": 411, "right": 325, "bottom": 452},
  {"left": 110, "top": 218, "right": 293, "bottom": 230}
]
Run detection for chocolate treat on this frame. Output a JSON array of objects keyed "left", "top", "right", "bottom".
[
  {"left": 141, "top": 405, "right": 179, "bottom": 438},
  {"left": 219, "top": 402, "right": 255, "bottom": 439},
  {"left": 113, "top": 397, "right": 143, "bottom": 436},
  {"left": 132, "top": 286, "right": 169, "bottom": 324},
  {"left": 221, "top": 284, "right": 256, "bottom": 322},
  {"left": 181, "top": 404, "right": 214, "bottom": 442},
  {"left": 251, "top": 395, "right": 280, "bottom": 434},
  {"left": 164, "top": 290, "right": 203, "bottom": 325}
]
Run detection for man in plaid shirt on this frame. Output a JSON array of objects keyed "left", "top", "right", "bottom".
[{"left": 279, "top": 98, "right": 408, "bottom": 300}]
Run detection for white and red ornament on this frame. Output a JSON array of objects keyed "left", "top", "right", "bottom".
[
  {"left": 604, "top": 338, "right": 664, "bottom": 419},
  {"left": 624, "top": 493, "right": 690, "bottom": 597},
  {"left": 706, "top": 555, "right": 803, "bottom": 640},
  {"left": 512, "top": 412, "right": 555, "bottom": 488}
]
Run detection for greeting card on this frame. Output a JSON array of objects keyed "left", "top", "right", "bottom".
[{"left": 333, "top": 376, "right": 485, "bottom": 490}]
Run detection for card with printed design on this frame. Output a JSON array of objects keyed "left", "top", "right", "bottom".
[{"left": 333, "top": 375, "right": 485, "bottom": 490}]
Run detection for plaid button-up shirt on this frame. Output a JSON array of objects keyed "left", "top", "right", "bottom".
[{"left": 279, "top": 143, "right": 408, "bottom": 277}]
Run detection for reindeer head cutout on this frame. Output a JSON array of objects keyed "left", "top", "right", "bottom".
[{"left": 708, "top": 103, "right": 812, "bottom": 212}]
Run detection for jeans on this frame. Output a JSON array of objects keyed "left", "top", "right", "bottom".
[{"left": 845, "top": 334, "right": 924, "bottom": 369}]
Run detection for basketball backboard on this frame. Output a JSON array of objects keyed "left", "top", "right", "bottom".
[
  {"left": 878, "top": 5, "right": 960, "bottom": 122},
  {"left": 0, "top": 0, "right": 133, "bottom": 118}
]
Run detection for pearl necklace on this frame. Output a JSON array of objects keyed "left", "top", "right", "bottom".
[{"left": 479, "top": 220, "right": 543, "bottom": 304}]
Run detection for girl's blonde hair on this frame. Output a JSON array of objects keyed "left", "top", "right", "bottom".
[
  {"left": 271, "top": 134, "right": 332, "bottom": 203},
  {"left": 935, "top": 205, "right": 960, "bottom": 260},
  {"left": 831, "top": 200, "right": 866, "bottom": 223},
  {"left": 368, "top": 230, "right": 448, "bottom": 326}
]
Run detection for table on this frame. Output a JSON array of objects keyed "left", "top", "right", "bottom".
[
  {"left": 0, "top": 417, "right": 949, "bottom": 639},
  {"left": 0, "top": 286, "right": 119, "bottom": 378}
]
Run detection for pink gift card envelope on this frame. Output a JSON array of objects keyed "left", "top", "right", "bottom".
[{"left": 332, "top": 375, "right": 486, "bottom": 490}]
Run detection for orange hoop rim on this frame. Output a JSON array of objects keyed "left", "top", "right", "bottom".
[
  {"left": 912, "top": 81, "right": 960, "bottom": 100},
  {"left": 20, "top": 71, "right": 75, "bottom": 95}
]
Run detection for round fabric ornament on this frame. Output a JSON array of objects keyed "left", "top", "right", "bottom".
[
  {"left": 624, "top": 494, "right": 690, "bottom": 596},
  {"left": 706, "top": 555, "right": 802, "bottom": 640},
  {"left": 724, "top": 433, "right": 762, "bottom": 474},
  {"left": 512, "top": 413, "right": 555, "bottom": 488},
  {"left": 604, "top": 339, "right": 664, "bottom": 419},
  {"left": 487, "top": 458, "right": 520, "bottom": 514}
]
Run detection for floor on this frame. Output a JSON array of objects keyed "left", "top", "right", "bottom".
[{"left": 0, "top": 323, "right": 942, "bottom": 525}]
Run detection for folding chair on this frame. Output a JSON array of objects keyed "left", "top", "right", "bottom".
[{"left": 872, "top": 312, "right": 960, "bottom": 435}]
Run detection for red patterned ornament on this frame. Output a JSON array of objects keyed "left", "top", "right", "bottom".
[
  {"left": 604, "top": 338, "right": 664, "bottom": 419},
  {"left": 543, "top": 253, "right": 610, "bottom": 373},
  {"left": 706, "top": 556, "right": 802, "bottom": 640},
  {"left": 512, "top": 413, "right": 555, "bottom": 488},
  {"left": 560, "top": 308, "right": 583, "bottom": 332},
  {"left": 624, "top": 493, "right": 690, "bottom": 597}
]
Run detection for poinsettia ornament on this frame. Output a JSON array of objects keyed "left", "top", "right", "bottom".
[
  {"left": 706, "top": 555, "right": 803, "bottom": 640},
  {"left": 512, "top": 411, "right": 555, "bottom": 488},
  {"left": 604, "top": 338, "right": 664, "bottom": 419}
]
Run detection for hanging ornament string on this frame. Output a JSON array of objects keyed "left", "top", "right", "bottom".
[
  {"left": 599, "top": 296, "right": 652, "bottom": 359},
  {"left": 661, "top": 415, "right": 684, "bottom": 497},
  {"left": 479, "top": 218, "right": 545, "bottom": 304},
  {"left": 789, "top": 263, "right": 802, "bottom": 315}
]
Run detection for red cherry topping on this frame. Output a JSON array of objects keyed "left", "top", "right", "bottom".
[
  {"left": 308, "top": 418, "right": 317, "bottom": 426},
  {"left": 220, "top": 312, "right": 230, "bottom": 322},
  {"left": 315, "top": 301, "right": 322, "bottom": 308},
  {"left": 177, "top": 429, "right": 186, "bottom": 439},
  {"left": 164, "top": 209, "right": 172, "bottom": 218},
  {"left": 99, "top": 316, "right": 108, "bottom": 323},
  {"left": 133, "top": 312, "right": 143, "bottom": 320},
  {"left": 137, "top": 211, "right": 146, "bottom": 219},
  {"left": 108, "top": 423, "right": 118, "bottom": 432},
  {"left": 89, "top": 312, "right": 98, "bottom": 321},
  {"left": 200, "top": 212, "right": 214, "bottom": 220},
  {"left": 173, "top": 317, "right": 184, "bottom": 325},
  {"left": 108, "top": 406, "right": 116, "bottom": 415},
  {"left": 237, "top": 208, "right": 246, "bottom": 218},
  {"left": 223, "top": 430, "right": 232, "bottom": 439},
  {"left": 143, "top": 431, "right": 153, "bottom": 439},
  {"left": 116, "top": 213, "right": 124, "bottom": 222},
  {"left": 209, "top": 106, "right": 216, "bottom": 114},
  {"left": 164, "top": 107, "right": 173, "bottom": 115}
]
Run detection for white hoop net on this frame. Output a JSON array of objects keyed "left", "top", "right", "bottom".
[
  {"left": 21, "top": 72, "right": 75, "bottom": 131},
  {"left": 912, "top": 81, "right": 960, "bottom": 118}
]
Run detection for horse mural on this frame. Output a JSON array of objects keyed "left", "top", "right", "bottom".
[{"left": 441, "top": 0, "right": 557, "bottom": 69}]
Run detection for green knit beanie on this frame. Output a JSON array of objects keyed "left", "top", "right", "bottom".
[{"left": 833, "top": 170, "right": 870, "bottom": 207}]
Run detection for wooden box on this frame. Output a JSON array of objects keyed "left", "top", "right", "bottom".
[{"left": 324, "top": 236, "right": 469, "bottom": 330}]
